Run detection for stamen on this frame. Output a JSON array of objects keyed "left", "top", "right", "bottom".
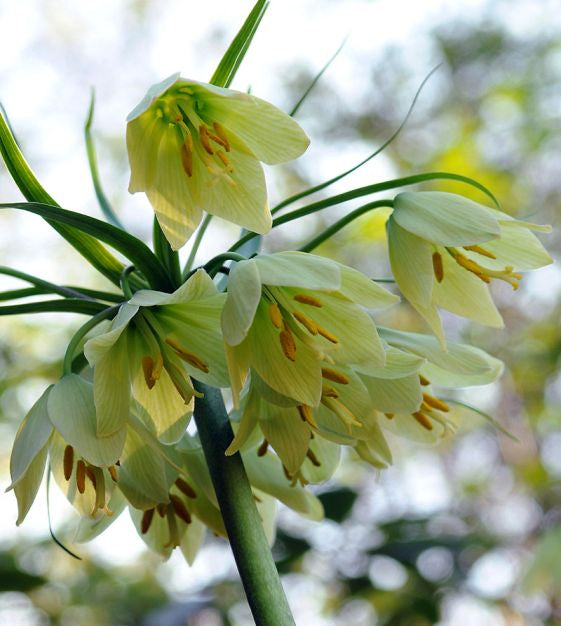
[
  {"left": 317, "top": 325, "right": 339, "bottom": 344},
  {"left": 175, "top": 478, "right": 197, "bottom": 499},
  {"left": 452, "top": 251, "right": 522, "bottom": 289},
  {"left": 322, "top": 396, "right": 361, "bottom": 431},
  {"left": 199, "top": 125, "right": 214, "bottom": 155},
  {"left": 212, "top": 122, "right": 230, "bottom": 152},
  {"left": 268, "top": 302, "right": 283, "bottom": 328},
  {"left": 412, "top": 411, "right": 434, "bottom": 430},
  {"left": 165, "top": 337, "right": 209, "bottom": 373},
  {"left": 297, "top": 404, "right": 317, "bottom": 428},
  {"left": 293, "top": 310, "right": 318, "bottom": 335},
  {"left": 156, "top": 503, "right": 167, "bottom": 518},
  {"left": 279, "top": 323, "right": 297, "bottom": 361},
  {"left": 419, "top": 374, "right": 431, "bottom": 386},
  {"left": 63, "top": 445, "right": 74, "bottom": 481},
  {"left": 384, "top": 413, "right": 395, "bottom": 419},
  {"left": 181, "top": 142, "right": 193, "bottom": 177},
  {"left": 85, "top": 465, "right": 97, "bottom": 489},
  {"left": 76, "top": 460, "right": 86, "bottom": 494},
  {"left": 321, "top": 367, "right": 349, "bottom": 384},
  {"left": 208, "top": 131, "right": 229, "bottom": 150},
  {"left": 322, "top": 385, "right": 339, "bottom": 398},
  {"left": 293, "top": 294, "right": 323, "bottom": 307},
  {"left": 422, "top": 393, "right": 450, "bottom": 412},
  {"left": 142, "top": 354, "right": 163, "bottom": 389},
  {"left": 432, "top": 251, "right": 444, "bottom": 283},
  {"left": 306, "top": 449, "right": 321, "bottom": 467},
  {"left": 282, "top": 465, "right": 292, "bottom": 481},
  {"left": 170, "top": 494, "right": 192, "bottom": 525},
  {"left": 257, "top": 439, "right": 269, "bottom": 457},
  {"left": 463, "top": 244, "right": 497, "bottom": 259},
  {"left": 108, "top": 465, "right": 118, "bottom": 482},
  {"left": 165, "top": 506, "right": 181, "bottom": 548},
  {"left": 141, "top": 508, "right": 155, "bottom": 534},
  {"left": 216, "top": 150, "right": 234, "bottom": 172}
]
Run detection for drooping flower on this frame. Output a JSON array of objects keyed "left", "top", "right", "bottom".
[
  {"left": 126, "top": 74, "right": 310, "bottom": 249},
  {"left": 387, "top": 191, "right": 552, "bottom": 342},
  {"left": 84, "top": 270, "right": 228, "bottom": 444},
  {"left": 221, "top": 251, "right": 399, "bottom": 408}
]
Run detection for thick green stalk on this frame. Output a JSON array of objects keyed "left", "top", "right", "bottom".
[{"left": 193, "top": 382, "right": 295, "bottom": 626}]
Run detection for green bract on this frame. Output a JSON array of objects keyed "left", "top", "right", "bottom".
[
  {"left": 221, "top": 251, "right": 399, "bottom": 407},
  {"left": 387, "top": 191, "right": 552, "bottom": 342},
  {"left": 84, "top": 270, "right": 228, "bottom": 444},
  {"left": 126, "top": 74, "right": 310, "bottom": 249}
]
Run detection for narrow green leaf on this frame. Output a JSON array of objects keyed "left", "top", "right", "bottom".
[
  {"left": 210, "top": 0, "right": 269, "bottom": 88},
  {"left": 0, "top": 202, "right": 172, "bottom": 290},
  {"left": 0, "top": 111, "right": 125, "bottom": 286},
  {"left": 274, "top": 66, "right": 444, "bottom": 215},
  {"left": 231, "top": 171, "right": 499, "bottom": 252},
  {"left": 84, "top": 91, "right": 125, "bottom": 229},
  {"left": 444, "top": 398, "right": 518, "bottom": 441},
  {"left": 0, "top": 299, "right": 107, "bottom": 316},
  {"left": 0, "top": 266, "right": 96, "bottom": 301},
  {"left": 0, "top": 285, "right": 122, "bottom": 303},
  {"left": 290, "top": 37, "right": 348, "bottom": 117},
  {"left": 153, "top": 218, "right": 181, "bottom": 288}
]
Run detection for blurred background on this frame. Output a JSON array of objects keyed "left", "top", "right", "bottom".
[{"left": 1, "top": 0, "right": 561, "bottom": 624}]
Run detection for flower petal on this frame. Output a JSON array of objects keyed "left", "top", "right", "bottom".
[
  {"left": 338, "top": 263, "right": 400, "bottom": 309},
  {"left": 222, "top": 260, "right": 262, "bottom": 346},
  {"left": 13, "top": 444, "right": 48, "bottom": 525},
  {"left": 47, "top": 375, "right": 126, "bottom": 467},
  {"left": 393, "top": 192, "right": 501, "bottom": 246},
  {"left": 254, "top": 252, "right": 340, "bottom": 290}
]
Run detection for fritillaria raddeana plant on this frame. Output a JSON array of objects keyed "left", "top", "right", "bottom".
[{"left": 0, "top": 2, "right": 552, "bottom": 624}]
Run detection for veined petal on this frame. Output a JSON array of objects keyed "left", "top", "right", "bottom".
[
  {"left": 127, "top": 114, "right": 168, "bottom": 192},
  {"left": 93, "top": 333, "right": 131, "bottom": 438},
  {"left": 366, "top": 345, "right": 425, "bottom": 379},
  {"left": 301, "top": 437, "right": 341, "bottom": 484},
  {"left": 248, "top": 298, "right": 323, "bottom": 406},
  {"left": 180, "top": 516, "right": 207, "bottom": 565},
  {"left": 9, "top": 387, "right": 53, "bottom": 487},
  {"left": 361, "top": 372, "right": 422, "bottom": 413},
  {"left": 189, "top": 132, "right": 271, "bottom": 235},
  {"left": 47, "top": 375, "right": 126, "bottom": 467},
  {"left": 126, "top": 73, "right": 181, "bottom": 121},
  {"left": 254, "top": 252, "right": 340, "bottom": 290},
  {"left": 131, "top": 269, "right": 218, "bottom": 308},
  {"left": 198, "top": 86, "right": 310, "bottom": 164},
  {"left": 75, "top": 489, "right": 127, "bottom": 542},
  {"left": 337, "top": 263, "right": 399, "bottom": 309},
  {"left": 84, "top": 303, "right": 139, "bottom": 365},
  {"left": 225, "top": 342, "right": 250, "bottom": 409},
  {"left": 387, "top": 219, "right": 434, "bottom": 308},
  {"left": 13, "top": 444, "right": 48, "bottom": 525},
  {"left": 258, "top": 402, "right": 311, "bottom": 475},
  {"left": 382, "top": 411, "right": 450, "bottom": 444},
  {"left": 222, "top": 260, "right": 262, "bottom": 346},
  {"left": 393, "top": 192, "right": 501, "bottom": 246},
  {"left": 433, "top": 249, "right": 504, "bottom": 328}
]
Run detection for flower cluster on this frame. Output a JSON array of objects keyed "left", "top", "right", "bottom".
[{"left": 6, "top": 73, "right": 552, "bottom": 565}]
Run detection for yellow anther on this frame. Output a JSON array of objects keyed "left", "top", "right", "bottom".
[
  {"left": 293, "top": 310, "right": 318, "bottom": 335},
  {"left": 463, "top": 244, "right": 497, "bottom": 259},
  {"left": 322, "top": 385, "right": 339, "bottom": 398},
  {"left": 422, "top": 392, "right": 450, "bottom": 412},
  {"left": 419, "top": 374, "right": 431, "bottom": 386},
  {"left": 432, "top": 251, "right": 444, "bottom": 283},
  {"left": 63, "top": 445, "right": 74, "bottom": 481},
  {"left": 279, "top": 324, "right": 297, "bottom": 361},
  {"left": 212, "top": 122, "right": 230, "bottom": 152},
  {"left": 257, "top": 439, "right": 269, "bottom": 457},
  {"left": 175, "top": 478, "right": 197, "bottom": 499},
  {"left": 142, "top": 356, "right": 156, "bottom": 390},
  {"left": 317, "top": 325, "right": 339, "bottom": 344},
  {"left": 181, "top": 142, "right": 193, "bottom": 177},
  {"left": 306, "top": 449, "right": 321, "bottom": 467},
  {"left": 293, "top": 293, "right": 323, "bottom": 307},
  {"left": 452, "top": 251, "right": 522, "bottom": 289},
  {"left": 269, "top": 302, "right": 283, "bottom": 328},
  {"left": 141, "top": 508, "right": 155, "bottom": 534},
  {"left": 216, "top": 150, "right": 234, "bottom": 172},
  {"left": 321, "top": 367, "right": 349, "bottom": 384},
  {"left": 412, "top": 411, "right": 434, "bottom": 431},
  {"left": 208, "top": 130, "right": 229, "bottom": 150},
  {"left": 76, "top": 460, "right": 86, "bottom": 494},
  {"left": 108, "top": 465, "right": 118, "bottom": 483},
  {"left": 384, "top": 412, "right": 395, "bottom": 419},
  {"left": 165, "top": 337, "right": 209, "bottom": 373},
  {"left": 297, "top": 404, "right": 317, "bottom": 428},
  {"left": 322, "top": 397, "right": 361, "bottom": 431},
  {"left": 199, "top": 125, "right": 214, "bottom": 155},
  {"left": 170, "top": 494, "right": 192, "bottom": 525}
]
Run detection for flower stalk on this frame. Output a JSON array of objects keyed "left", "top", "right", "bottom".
[{"left": 193, "top": 381, "right": 295, "bottom": 626}]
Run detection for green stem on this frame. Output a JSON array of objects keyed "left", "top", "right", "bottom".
[
  {"left": 298, "top": 199, "right": 394, "bottom": 252},
  {"left": 203, "top": 252, "right": 247, "bottom": 278},
  {"left": 183, "top": 214, "right": 213, "bottom": 278},
  {"left": 153, "top": 218, "right": 181, "bottom": 289},
  {"left": 62, "top": 305, "right": 120, "bottom": 375},
  {"left": 193, "top": 382, "right": 295, "bottom": 626},
  {"left": 120, "top": 266, "right": 136, "bottom": 299}
]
